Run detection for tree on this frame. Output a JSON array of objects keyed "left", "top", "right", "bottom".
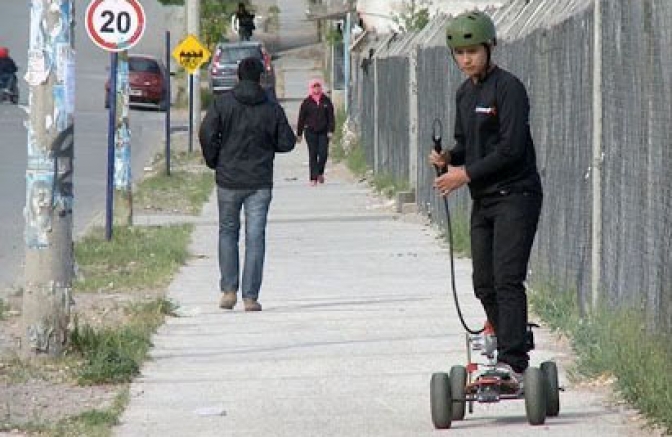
[{"left": 393, "top": 0, "right": 432, "bottom": 33}]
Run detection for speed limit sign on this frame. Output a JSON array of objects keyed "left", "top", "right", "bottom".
[{"left": 85, "top": 0, "right": 146, "bottom": 52}]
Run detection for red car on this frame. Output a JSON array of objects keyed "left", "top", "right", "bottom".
[{"left": 105, "top": 54, "right": 169, "bottom": 111}]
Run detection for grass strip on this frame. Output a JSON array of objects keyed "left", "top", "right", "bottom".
[
  {"left": 74, "top": 224, "right": 192, "bottom": 293},
  {"left": 10, "top": 388, "right": 130, "bottom": 437},
  {"left": 135, "top": 149, "right": 214, "bottom": 215},
  {"left": 69, "top": 298, "right": 178, "bottom": 385},
  {"left": 529, "top": 284, "right": 672, "bottom": 434}
]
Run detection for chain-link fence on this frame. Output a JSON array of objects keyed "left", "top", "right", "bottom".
[{"left": 348, "top": 0, "right": 672, "bottom": 331}]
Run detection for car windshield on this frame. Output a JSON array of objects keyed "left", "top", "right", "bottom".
[
  {"left": 130, "top": 58, "right": 160, "bottom": 74},
  {"left": 218, "top": 46, "right": 261, "bottom": 63}
]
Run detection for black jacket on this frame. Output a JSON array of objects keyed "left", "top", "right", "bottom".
[
  {"left": 451, "top": 66, "right": 542, "bottom": 199},
  {"left": 236, "top": 11, "right": 255, "bottom": 30},
  {"left": 199, "top": 80, "right": 295, "bottom": 189},
  {"left": 297, "top": 94, "right": 335, "bottom": 136},
  {"left": 0, "top": 58, "right": 17, "bottom": 76}
]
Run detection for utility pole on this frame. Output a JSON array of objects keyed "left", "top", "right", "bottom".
[
  {"left": 22, "top": 0, "right": 75, "bottom": 357},
  {"left": 187, "top": 0, "right": 201, "bottom": 151},
  {"left": 113, "top": 50, "right": 133, "bottom": 226}
]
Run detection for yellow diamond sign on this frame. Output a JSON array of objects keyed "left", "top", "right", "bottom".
[{"left": 172, "top": 34, "right": 211, "bottom": 74}]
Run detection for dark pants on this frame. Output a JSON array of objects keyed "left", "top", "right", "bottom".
[
  {"left": 305, "top": 130, "right": 329, "bottom": 181},
  {"left": 238, "top": 27, "right": 253, "bottom": 41},
  {"left": 0, "top": 73, "right": 16, "bottom": 90},
  {"left": 470, "top": 191, "right": 542, "bottom": 373}
]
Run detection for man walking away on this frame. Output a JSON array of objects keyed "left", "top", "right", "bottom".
[{"left": 199, "top": 57, "right": 296, "bottom": 312}]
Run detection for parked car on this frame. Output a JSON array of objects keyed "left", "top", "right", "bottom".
[
  {"left": 105, "top": 54, "right": 170, "bottom": 111},
  {"left": 208, "top": 41, "right": 276, "bottom": 99}
]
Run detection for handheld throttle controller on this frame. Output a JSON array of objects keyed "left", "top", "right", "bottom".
[{"left": 432, "top": 118, "right": 446, "bottom": 176}]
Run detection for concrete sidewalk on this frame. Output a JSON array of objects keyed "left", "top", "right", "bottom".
[
  {"left": 114, "top": 1, "right": 653, "bottom": 436},
  {"left": 115, "top": 75, "right": 650, "bottom": 437}
]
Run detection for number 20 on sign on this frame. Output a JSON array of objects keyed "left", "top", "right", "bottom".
[{"left": 86, "top": 0, "right": 146, "bottom": 52}]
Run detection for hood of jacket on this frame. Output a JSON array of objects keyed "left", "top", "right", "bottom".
[{"left": 232, "top": 80, "right": 267, "bottom": 105}]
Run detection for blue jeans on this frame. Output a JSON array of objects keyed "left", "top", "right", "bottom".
[{"left": 217, "top": 187, "right": 272, "bottom": 300}]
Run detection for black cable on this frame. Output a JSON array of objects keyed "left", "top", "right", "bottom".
[{"left": 432, "top": 118, "right": 484, "bottom": 336}]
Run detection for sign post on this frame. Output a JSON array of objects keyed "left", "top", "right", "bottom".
[
  {"left": 85, "top": 0, "right": 146, "bottom": 240},
  {"left": 172, "top": 34, "right": 211, "bottom": 152}
]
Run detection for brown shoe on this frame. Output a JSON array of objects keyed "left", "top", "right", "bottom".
[
  {"left": 219, "top": 292, "right": 237, "bottom": 310},
  {"left": 243, "top": 298, "right": 262, "bottom": 312}
]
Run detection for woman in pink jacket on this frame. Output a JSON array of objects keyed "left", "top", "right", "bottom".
[{"left": 296, "top": 79, "right": 336, "bottom": 185}]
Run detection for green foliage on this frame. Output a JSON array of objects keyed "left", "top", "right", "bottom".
[
  {"left": 69, "top": 299, "right": 176, "bottom": 385},
  {"left": 441, "top": 209, "right": 471, "bottom": 257},
  {"left": 0, "top": 298, "right": 8, "bottom": 321},
  {"left": 201, "top": 1, "right": 235, "bottom": 51},
  {"left": 33, "top": 388, "right": 130, "bottom": 436},
  {"left": 393, "top": 0, "right": 432, "bottom": 32},
  {"left": 201, "top": 87, "right": 214, "bottom": 110},
  {"left": 371, "top": 173, "right": 410, "bottom": 199},
  {"left": 74, "top": 225, "right": 192, "bottom": 293},
  {"left": 330, "top": 106, "right": 367, "bottom": 177},
  {"left": 529, "top": 283, "right": 672, "bottom": 434},
  {"left": 330, "top": 107, "right": 348, "bottom": 161},
  {"left": 155, "top": 0, "right": 254, "bottom": 50},
  {"left": 136, "top": 170, "right": 212, "bottom": 214},
  {"left": 346, "top": 142, "right": 368, "bottom": 177},
  {"left": 325, "top": 27, "right": 343, "bottom": 47}
]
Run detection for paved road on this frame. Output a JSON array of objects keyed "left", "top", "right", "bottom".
[{"left": 0, "top": 1, "right": 186, "bottom": 296}]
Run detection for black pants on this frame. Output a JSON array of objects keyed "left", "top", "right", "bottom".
[
  {"left": 470, "top": 191, "right": 542, "bottom": 373},
  {"left": 305, "top": 130, "right": 329, "bottom": 181}
]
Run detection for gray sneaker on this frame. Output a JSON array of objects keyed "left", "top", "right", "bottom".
[
  {"left": 496, "top": 362, "right": 524, "bottom": 393},
  {"left": 243, "top": 298, "right": 262, "bottom": 312},
  {"left": 219, "top": 292, "right": 237, "bottom": 310}
]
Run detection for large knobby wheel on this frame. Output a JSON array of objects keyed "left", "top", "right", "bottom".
[
  {"left": 450, "top": 365, "right": 467, "bottom": 421},
  {"left": 430, "top": 372, "right": 453, "bottom": 429},
  {"left": 541, "top": 361, "right": 560, "bottom": 417},
  {"left": 524, "top": 367, "right": 547, "bottom": 425}
]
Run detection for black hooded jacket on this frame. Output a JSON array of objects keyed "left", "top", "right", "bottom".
[{"left": 199, "top": 80, "right": 295, "bottom": 189}]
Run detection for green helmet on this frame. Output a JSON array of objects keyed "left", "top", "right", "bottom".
[{"left": 445, "top": 11, "right": 497, "bottom": 49}]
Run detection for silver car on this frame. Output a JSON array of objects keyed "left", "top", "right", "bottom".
[{"left": 208, "top": 41, "right": 276, "bottom": 99}]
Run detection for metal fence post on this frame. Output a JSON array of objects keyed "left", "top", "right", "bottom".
[
  {"left": 591, "top": 0, "right": 603, "bottom": 311},
  {"left": 408, "top": 45, "right": 419, "bottom": 191}
]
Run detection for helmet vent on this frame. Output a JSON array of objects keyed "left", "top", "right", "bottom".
[{"left": 464, "top": 33, "right": 473, "bottom": 39}]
